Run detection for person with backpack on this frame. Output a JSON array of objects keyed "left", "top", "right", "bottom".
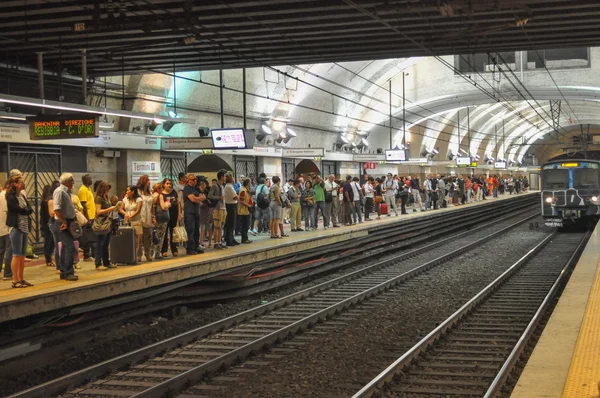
[
  {"left": 269, "top": 176, "right": 285, "bottom": 238},
  {"left": 208, "top": 170, "right": 227, "bottom": 249},
  {"left": 251, "top": 177, "right": 271, "bottom": 235}
]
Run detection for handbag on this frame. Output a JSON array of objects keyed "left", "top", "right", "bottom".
[
  {"left": 155, "top": 202, "right": 170, "bottom": 223},
  {"left": 305, "top": 197, "right": 315, "bottom": 206},
  {"left": 68, "top": 220, "right": 82, "bottom": 239},
  {"left": 92, "top": 215, "right": 112, "bottom": 235},
  {"left": 75, "top": 210, "right": 88, "bottom": 226},
  {"left": 325, "top": 192, "right": 333, "bottom": 203},
  {"left": 375, "top": 195, "right": 383, "bottom": 204},
  {"left": 173, "top": 223, "right": 188, "bottom": 243}
]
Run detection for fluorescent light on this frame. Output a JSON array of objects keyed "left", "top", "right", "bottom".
[
  {"left": 0, "top": 93, "right": 193, "bottom": 124},
  {"left": 0, "top": 115, "right": 26, "bottom": 121}
]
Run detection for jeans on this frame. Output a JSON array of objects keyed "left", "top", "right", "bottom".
[
  {"left": 352, "top": 200, "right": 362, "bottom": 223},
  {"left": 400, "top": 194, "right": 408, "bottom": 213},
  {"left": 342, "top": 201, "right": 353, "bottom": 225},
  {"left": 9, "top": 228, "right": 27, "bottom": 256},
  {"left": 224, "top": 203, "right": 237, "bottom": 244},
  {"left": 184, "top": 212, "right": 200, "bottom": 253},
  {"left": 58, "top": 227, "right": 76, "bottom": 278},
  {"left": 0, "top": 234, "right": 10, "bottom": 277},
  {"left": 162, "top": 220, "right": 179, "bottom": 255},
  {"left": 326, "top": 200, "right": 340, "bottom": 226},
  {"left": 82, "top": 221, "right": 96, "bottom": 259},
  {"left": 364, "top": 197, "right": 374, "bottom": 219},
  {"left": 412, "top": 191, "right": 424, "bottom": 211},
  {"left": 240, "top": 214, "right": 250, "bottom": 242},
  {"left": 42, "top": 226, "right": 54, "bottom": 264},
  {"left": 314, "top": 201, "right": 329, "bottom": 228},
  {"left": 255, "top": 206, "right": 270, "bottom": 232},
  {"left": 95, "top": 233, "right": 111, "bottom": 268},
  {"left": 304, "top": 205, "right": 315, "bottom": 229}
]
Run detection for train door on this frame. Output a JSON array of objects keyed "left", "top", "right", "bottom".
[
  {"left": 7, "top": 144, "right": 62, "bottom": 248},
  {"left": 234, "top": 156, "right": 258, "bottom": 178},
  {"left": 160, "top": 152, "right": 187, "bottom": 182}
]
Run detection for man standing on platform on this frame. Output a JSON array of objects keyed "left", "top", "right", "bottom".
[
  {"left": 325, "top": 174, "right": 340, "bottom": 227},
  {"left": 53, "top": 173, "right": 78, "bottom": 281},
  {"left": 78, "top": 174, "right": 96, "bottom": 262},
  {"left": 342, "top": 175, "right": 354, "bottom": 226},
  {"left": 313, "top": 175, "right": 329, "bottom": 230},
  {"left": 0, "top": 180, "right": 11, "bottom": 280},
  {"left": 384, "top": 173, "right": 400, "bottom": 216},
  {"left": 183, "top": 173, "right": 205, "bottom": 255}
]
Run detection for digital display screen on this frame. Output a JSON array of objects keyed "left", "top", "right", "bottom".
[
  {"left": 561, "top": 162, "right": 579, "bottom": 168},
  {"left": 28, "top": 114, "right": 99, "bottom": 140},
  {"left": 211, "top": 128, "right": 247, "bottom": 149},
  {"left": 456, "top": 157, "right": 471, "bottom": 166},
  {"left": 494, "top": 161, "right": 507, "bottom": 169},
  {"left": 385, "top": 149, "right": 407, "bottom": 161}
]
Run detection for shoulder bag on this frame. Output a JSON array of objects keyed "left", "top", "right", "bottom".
[
  {"left": 155, "top": 200, "right": 170, "bottom": 223},
  {"left": 92, "top": 215, "right": 112, "bottom": 235}
]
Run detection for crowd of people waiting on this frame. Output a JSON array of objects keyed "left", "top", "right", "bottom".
[{"left": 0, "top": 167, "right": 529, "bottom": 287}]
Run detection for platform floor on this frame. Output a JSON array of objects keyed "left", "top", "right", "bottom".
[
  {"left": 511, "top": 213, "right": 600, "bottom": 398},
  {"left": 0, "top": 192, "right": 536, "bottom": 323}
]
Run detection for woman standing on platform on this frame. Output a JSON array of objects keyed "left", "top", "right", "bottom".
[
  {"left": 269, "top": 176, "right": 283, "bottom": 239},
  {"left": 237, "top": 178, "right": 253, "bottom": 244},
  {"left": 120, "top": 185, "right": 143, "bottom": 263},
  {"left": 94, "top": 181, "right": 119, "bottom": 270},
  {"left": 152, "top": 182, "right": 171, "bottom": 259},
  {"left": 301, "top": 180, "right": 315, "bottom": 230},
  {"left": 198, "top": 178, "right": 213, "bottom": 249},
  {"left": 161, "top": 178, "right": 180, "bottom": 258},
  {"left": 6, "top": 176, "right": 33, "bottom": 288},
  {"left": 41, "top": 181, "right": 60, "bottom": 268},
  {"left": 136, "top": 175, "right": 155, "bottom": 262},
  {"left": 223, "top": 174, "right": 239, "bottom": 246},
  {"left": 373, "top": 178, "right": 383, "bottom": 220}
]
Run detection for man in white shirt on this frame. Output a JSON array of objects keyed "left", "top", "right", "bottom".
[
  {"left": 350, "top": 177, "right": 363, "bottom": 224},
  {"left": 363, "top": 177, "right": 374, "bottom": 221},
  {"left": 325, "top": 175, "right": 341, "bottom": 227},
  {"left": 383, "top": 173, "right": 399, "bottom": 216}
]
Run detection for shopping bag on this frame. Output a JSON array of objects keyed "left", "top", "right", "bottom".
[{"left": 173, "top": 224, "right": 188, "bottom": 243}]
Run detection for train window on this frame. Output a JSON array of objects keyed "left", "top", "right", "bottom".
[
  {"left": 574, "top": 169, "right": 600, "bottom": 189},
  {"left": 542, "top": 169, "right": 569, "bottom": 190}
]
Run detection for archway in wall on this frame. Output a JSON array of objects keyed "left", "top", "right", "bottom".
[
  {"left": 295, "top": 159, "right": 320, "bottom": 176},
  {"left": 188, "top": 154, "right": 233, "bottom": 182}
]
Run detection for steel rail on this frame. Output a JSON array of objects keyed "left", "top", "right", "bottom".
[
  {"left": 483, "top": 230, "right": 592, "bottom": 398},
  {"left": 9, "top": 209, "right": 538, "bottom": 398},
  {"left": 351, "top": 231, "right": 558, "bottom": 398}
]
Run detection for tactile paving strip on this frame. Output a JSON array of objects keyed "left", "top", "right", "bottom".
[{"left": 563, "top": 261, "right": 600, "bottom": 398}]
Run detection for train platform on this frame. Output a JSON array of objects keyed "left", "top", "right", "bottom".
[
  {"left": 0, "top": 192, "right": 537, "bottom": 324},
  {"left": 511, "top": 216, "right": 600, "bottom": 398}
]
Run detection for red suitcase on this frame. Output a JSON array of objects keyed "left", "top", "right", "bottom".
[{"left": 380, "top": 203, "right": 388, "bottom": 215}]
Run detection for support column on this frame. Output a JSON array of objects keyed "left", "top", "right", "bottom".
[
  {"left": 219, "top": 69, "right": 224, "bottom": 128},
  {"left": 81, "top": 49, "right": 87, "bottom": 104},
  {"left": 37, "top": 53, "right": 45, "bottom": 114}
]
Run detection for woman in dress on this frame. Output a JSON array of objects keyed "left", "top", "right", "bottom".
[
  {"left": 6, "top": 176, "right": 33, "bottom": 288},
  {"left": 94, "top": 181, "right": 119, "bottom": 270},
  {"left": 136, "top": 175, "right": 155, "bottom": 262},
  {"left": 160, "top": 178, "right": 180, "bottom": 258},
  {"left": 120, "top": 185, "right": 143, "bottom": 262},
  {"left": 152, "top": 182, "right": 171, "bottom": 259},
  {"left": 268, "top": 176, "right": 283, "bottom": 238}
]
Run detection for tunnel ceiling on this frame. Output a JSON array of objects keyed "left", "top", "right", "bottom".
[{"left": 2, "top": 0, "right": 600, "bottom": 75}]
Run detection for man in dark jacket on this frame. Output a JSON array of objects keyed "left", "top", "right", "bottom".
[{"left": 342, "top": 175, "right": 354, "bottom": 226}]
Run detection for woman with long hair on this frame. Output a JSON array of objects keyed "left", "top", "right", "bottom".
[
  {"left": 161, "top": 178, "right": 180, "bottom": 257},
  {"left": 268, "top": 176, "right": 282, "bottom": 238},
  {"left": 6, "top": 176, "right": 33, "bottom": 288},
  {"left": 136, "top": 175, "right": 155, "bottom": 261},
  {"left": 237, "top": 178, "right": 253, "bottom": 244},
  {"left": 302, "top": 180, "right": 315, "bottom": 230},
  {"left": 94, "top": 181, "right": 119, "bottom": 270},
  {"left": 120, "top": 185, "right": 143, "bottom": 262},
  {"left": 152, "top": 182, "right": 171, "bottom": 259},
  {"left": 41, "top": 181, "right": 60, "bottom": 268},
  {"left": 198, "top": 178, "right": 213, "bottom": 248}
]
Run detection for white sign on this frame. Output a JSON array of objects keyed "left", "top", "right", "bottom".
[
  {"left": 494, "top": 161, "right": 507, "bottom": 169},
  {"left": 456, "top": 157, "right": 471, "bottom": 166},
  {"left": 161, "top": 137, "right": 213, "bottom": 150},
  {"left": 132, "top": 161, "right": 160, "bottom": 174},
  {"left": 211, "top": 128, "right": 246, "bottom": 149},
  {"left": 131, "top": 173, "right": 162, "bottom": 186},
  {"left": 282, "top": 148, "right": 324, "bottom": 158},
  {"left": 353, "top": 154, "right": 385, "bottom": 162},
  {"left": 385, "top": 150, "right": 407, "bottom": 162}
]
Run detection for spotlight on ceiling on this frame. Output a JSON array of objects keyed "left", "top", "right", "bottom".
[
  {"left": 162, "top": 120, "right": 179, "bottom": 132},
  {"left": 147, "top": 120, "right": 161, "bottom": 132},
  {"left": 334, "top": 134, "right": 349, "bottom": 150},
  {"left": 256, "top": 124, "right": 272, "bottom": 142},
  {"left": 474, "top": 154, "right": 481, "bottom": 160},
  {"left": 283, "top": 127, "right": 297, "bottom": 144}
]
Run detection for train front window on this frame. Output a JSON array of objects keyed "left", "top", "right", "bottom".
[
  {"left": 574, "top": 168, "right": 600, "bottom": 189},
  {"left": 542, "top": 169, "right": 569, "bottom": 190}
]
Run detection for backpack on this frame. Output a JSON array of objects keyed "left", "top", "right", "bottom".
[
  {"left": 256, "top": 185, "right": 270, "bottom": 209},
  {"left": 207, "top": 185, "right": 221, "bottom": 208}
]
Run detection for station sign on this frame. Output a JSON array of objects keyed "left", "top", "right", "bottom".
[
  {"left": 282, "top": 148, "right": 324, "bottom": 158},
  {"left": 363, "top": 162, "right": 377, "bottom": 170},
  {"left": 353, "top": 154, "right": 385, "bottom": 162},
  {"left": 494, "top": 161, "right": 507, "bottom": 169},
  {"left": 385, "top": 149, "right": 407, "bottom": 162},
  {"left": 161, "top": 137, "right": 213, "bottom": 150},
  {"left": 28, "top": 114, "right": 99, "bottom": 140},
  {"left": 455, "top": 157, "right": 471, "bottom": 166}
]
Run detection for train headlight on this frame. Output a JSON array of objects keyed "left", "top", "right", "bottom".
[
  {"left": 592, "top": 196, "right": 598, "bottom": 202},
  {"left": 545, "top": 197, "right": 553, "bottom": 203}
]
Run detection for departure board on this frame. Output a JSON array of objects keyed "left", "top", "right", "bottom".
[{"left": 28, "top": 114, "right": 99, "bottom": 140}]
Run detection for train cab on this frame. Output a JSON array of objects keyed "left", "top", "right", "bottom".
[{"left": 541, "top": 160, "right": 600, "bottom": 227}]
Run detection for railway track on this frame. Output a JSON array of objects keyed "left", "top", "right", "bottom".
[
  {"left": 352, "top": 231, "right": 589, "bottom": 398},
  {"left": 10, "top": 205, "right": 540, "bottom": 398}
]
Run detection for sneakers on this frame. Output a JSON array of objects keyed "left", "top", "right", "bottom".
[{"left": 250, "top": 229, "right": 258, "bottom": 236}]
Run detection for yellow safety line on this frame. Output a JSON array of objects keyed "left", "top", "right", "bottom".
[{"left": 563, "top": 260, "right": 600, "bottom": 398}]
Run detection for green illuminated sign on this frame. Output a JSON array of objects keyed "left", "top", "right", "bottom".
[{"left": 28, "top": 114, "right": 99, "bottom": 140}]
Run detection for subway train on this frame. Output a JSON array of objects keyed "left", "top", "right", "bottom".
[{"left": 541, "top": 159, "right": 600, "bottom": 227}]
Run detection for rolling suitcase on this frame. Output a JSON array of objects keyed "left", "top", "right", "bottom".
[
  {"left": 110, "top": 225, "right": 137, "bottom": 265},
  {"left": 380, "top": 202, "right": 389, "bottom": 215}
]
